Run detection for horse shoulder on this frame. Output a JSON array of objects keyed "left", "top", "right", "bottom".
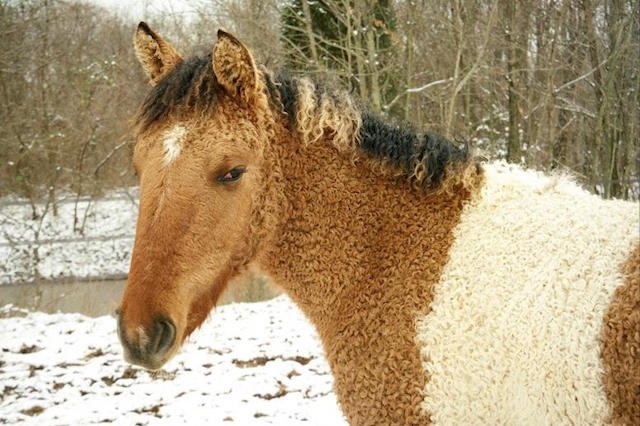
[{"left": 415, "top": 162, "right": 639, "bottom": 424}]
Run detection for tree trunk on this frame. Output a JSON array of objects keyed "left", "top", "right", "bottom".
[
  {"left": 353, "top": 7, "right": 369, "bottom": 103},
  {"left": 300, "top": 0, "right": 319, "bottom": 65},
  {"left": 365, "top": 24, "right": 382, "bottom": 113},
  {"left": 502, "top": 0, "right": 521, "bottom": 163}
]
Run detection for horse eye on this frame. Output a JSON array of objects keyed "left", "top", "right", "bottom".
[{"left": 217, "top": 166, "right": 246, "bottom": 184}]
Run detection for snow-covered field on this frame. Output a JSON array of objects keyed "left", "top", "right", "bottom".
[
  {"left": 0, "top": 296, "right": 346, "bottom": 425},
  {"left": 0, "top": 190, "right": 138, "bottom": 285}
]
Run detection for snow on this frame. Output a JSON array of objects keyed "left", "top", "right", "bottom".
[
  {"left": 0, "top": 296, "right": 347, "bottom": 425},
  {"left": 0, "top": 191, "right": 138, "bottom": 284}
]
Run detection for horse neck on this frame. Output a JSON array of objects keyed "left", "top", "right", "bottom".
[
  {"left": 254, "top": 105, "right": 479, "bottom": 423},
  {"left": 258, "top": 123, "right": 473, "bottom": 327}
]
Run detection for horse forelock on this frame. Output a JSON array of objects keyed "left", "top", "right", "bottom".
[{"left": 134, "top": 54, "right": 222, "bottom": 133}]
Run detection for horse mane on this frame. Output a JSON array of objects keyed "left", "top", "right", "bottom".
[
  {"left": 267, "top": 72, "right": 483, "bottom": 192},
  {"left": 135, "top": 52, "right": 482, "bottom": 192}
]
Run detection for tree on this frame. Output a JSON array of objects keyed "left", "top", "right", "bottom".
[
  {"left": 280, "top": 0, "right": 399, "bottom": 114},
  {"left": 0, "top": 0, "right": 143, "bottom": 211}
]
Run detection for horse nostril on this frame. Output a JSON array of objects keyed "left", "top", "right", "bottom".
[
  {"left": 152, "top": 318, "right": 176, "bottom": 356},
  {"left": 117, "top": 314, "right": 176, "bottom": 367}
]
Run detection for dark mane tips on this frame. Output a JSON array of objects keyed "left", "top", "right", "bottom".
[
  {"left": 359, "top": 112, "right": 473, "bottom": 190},
  {"left": 264, "top": 70, "right": 299, "bottom": 128},
  {"left": 266, "top": 74, "right": 479, "bottom": 192},
  {"left": 135, "top": 53, "right": 222, "bottom": 132}
]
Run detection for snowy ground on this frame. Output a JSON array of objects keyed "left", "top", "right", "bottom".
[
  {"left": 0, "top": 296, "right": 346, "bottom": 425},
  {"left": 0, "top": 190, "right": 138, "bottom": 284}
]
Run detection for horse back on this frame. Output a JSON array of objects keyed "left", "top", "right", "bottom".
[{"left": 417, "top": 162, "right": 639, "bottom": 424}]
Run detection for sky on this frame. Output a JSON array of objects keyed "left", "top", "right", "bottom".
[{"left": 80, "top": 0, "right": 198, "bottom": 22}]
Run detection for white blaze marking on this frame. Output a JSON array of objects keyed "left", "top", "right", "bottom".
[
  {"left": 416, "top": 162, "right": 639, "bottom": 424},
  {"left": 163, "top": 125, "right": 186, "bottom": 165}
]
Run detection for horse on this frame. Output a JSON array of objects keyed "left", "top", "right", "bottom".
[{"left": 116, "top": 22, "right": 639, "bottom": 425}]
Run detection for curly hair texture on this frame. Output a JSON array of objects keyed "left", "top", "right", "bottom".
[
  {"left": 135, "top": 53, "right": 221, "bottom": 132},
  {"left": 415, "top": 163, "right": 639, "bottom": 424},
  {"left": 601, "top": 244, "right": 640, "bottom": 425},
  {"left": 121, "top": 24, "right": 640, "bottom": 426},
  {"left": 266, "top": 73, "right": 482, "bottom": 194}
]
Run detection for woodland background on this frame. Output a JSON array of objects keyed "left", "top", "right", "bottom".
[{"left": 1, "top": 0, "right": 638, "bottom": 212}]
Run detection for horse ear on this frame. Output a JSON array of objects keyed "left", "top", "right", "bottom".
[
  {"left": 134, "top": 22, "right": 182, "bottom": 86},
  {"left": 212, "top": 29, "right": 258, "bottom": 102}
]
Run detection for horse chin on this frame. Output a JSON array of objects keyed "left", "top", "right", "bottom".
[
  {"left": 123, "top": 344, "right": 179, "bottom": 371},
  {"left": 184, "top": 286, "right": 225, "bottom": 337}
]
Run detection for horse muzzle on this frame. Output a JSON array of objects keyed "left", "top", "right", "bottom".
[{"left": 116, "top": 314, "right": 177, "bottom": 370}]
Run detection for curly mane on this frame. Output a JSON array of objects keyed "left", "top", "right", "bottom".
[{"left": 268, "top": 73, "right": 483, "bottom": 192}]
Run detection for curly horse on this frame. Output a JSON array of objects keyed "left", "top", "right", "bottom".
[{"left": 116, "top": 23, "right": 639, "bottom": 425}]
